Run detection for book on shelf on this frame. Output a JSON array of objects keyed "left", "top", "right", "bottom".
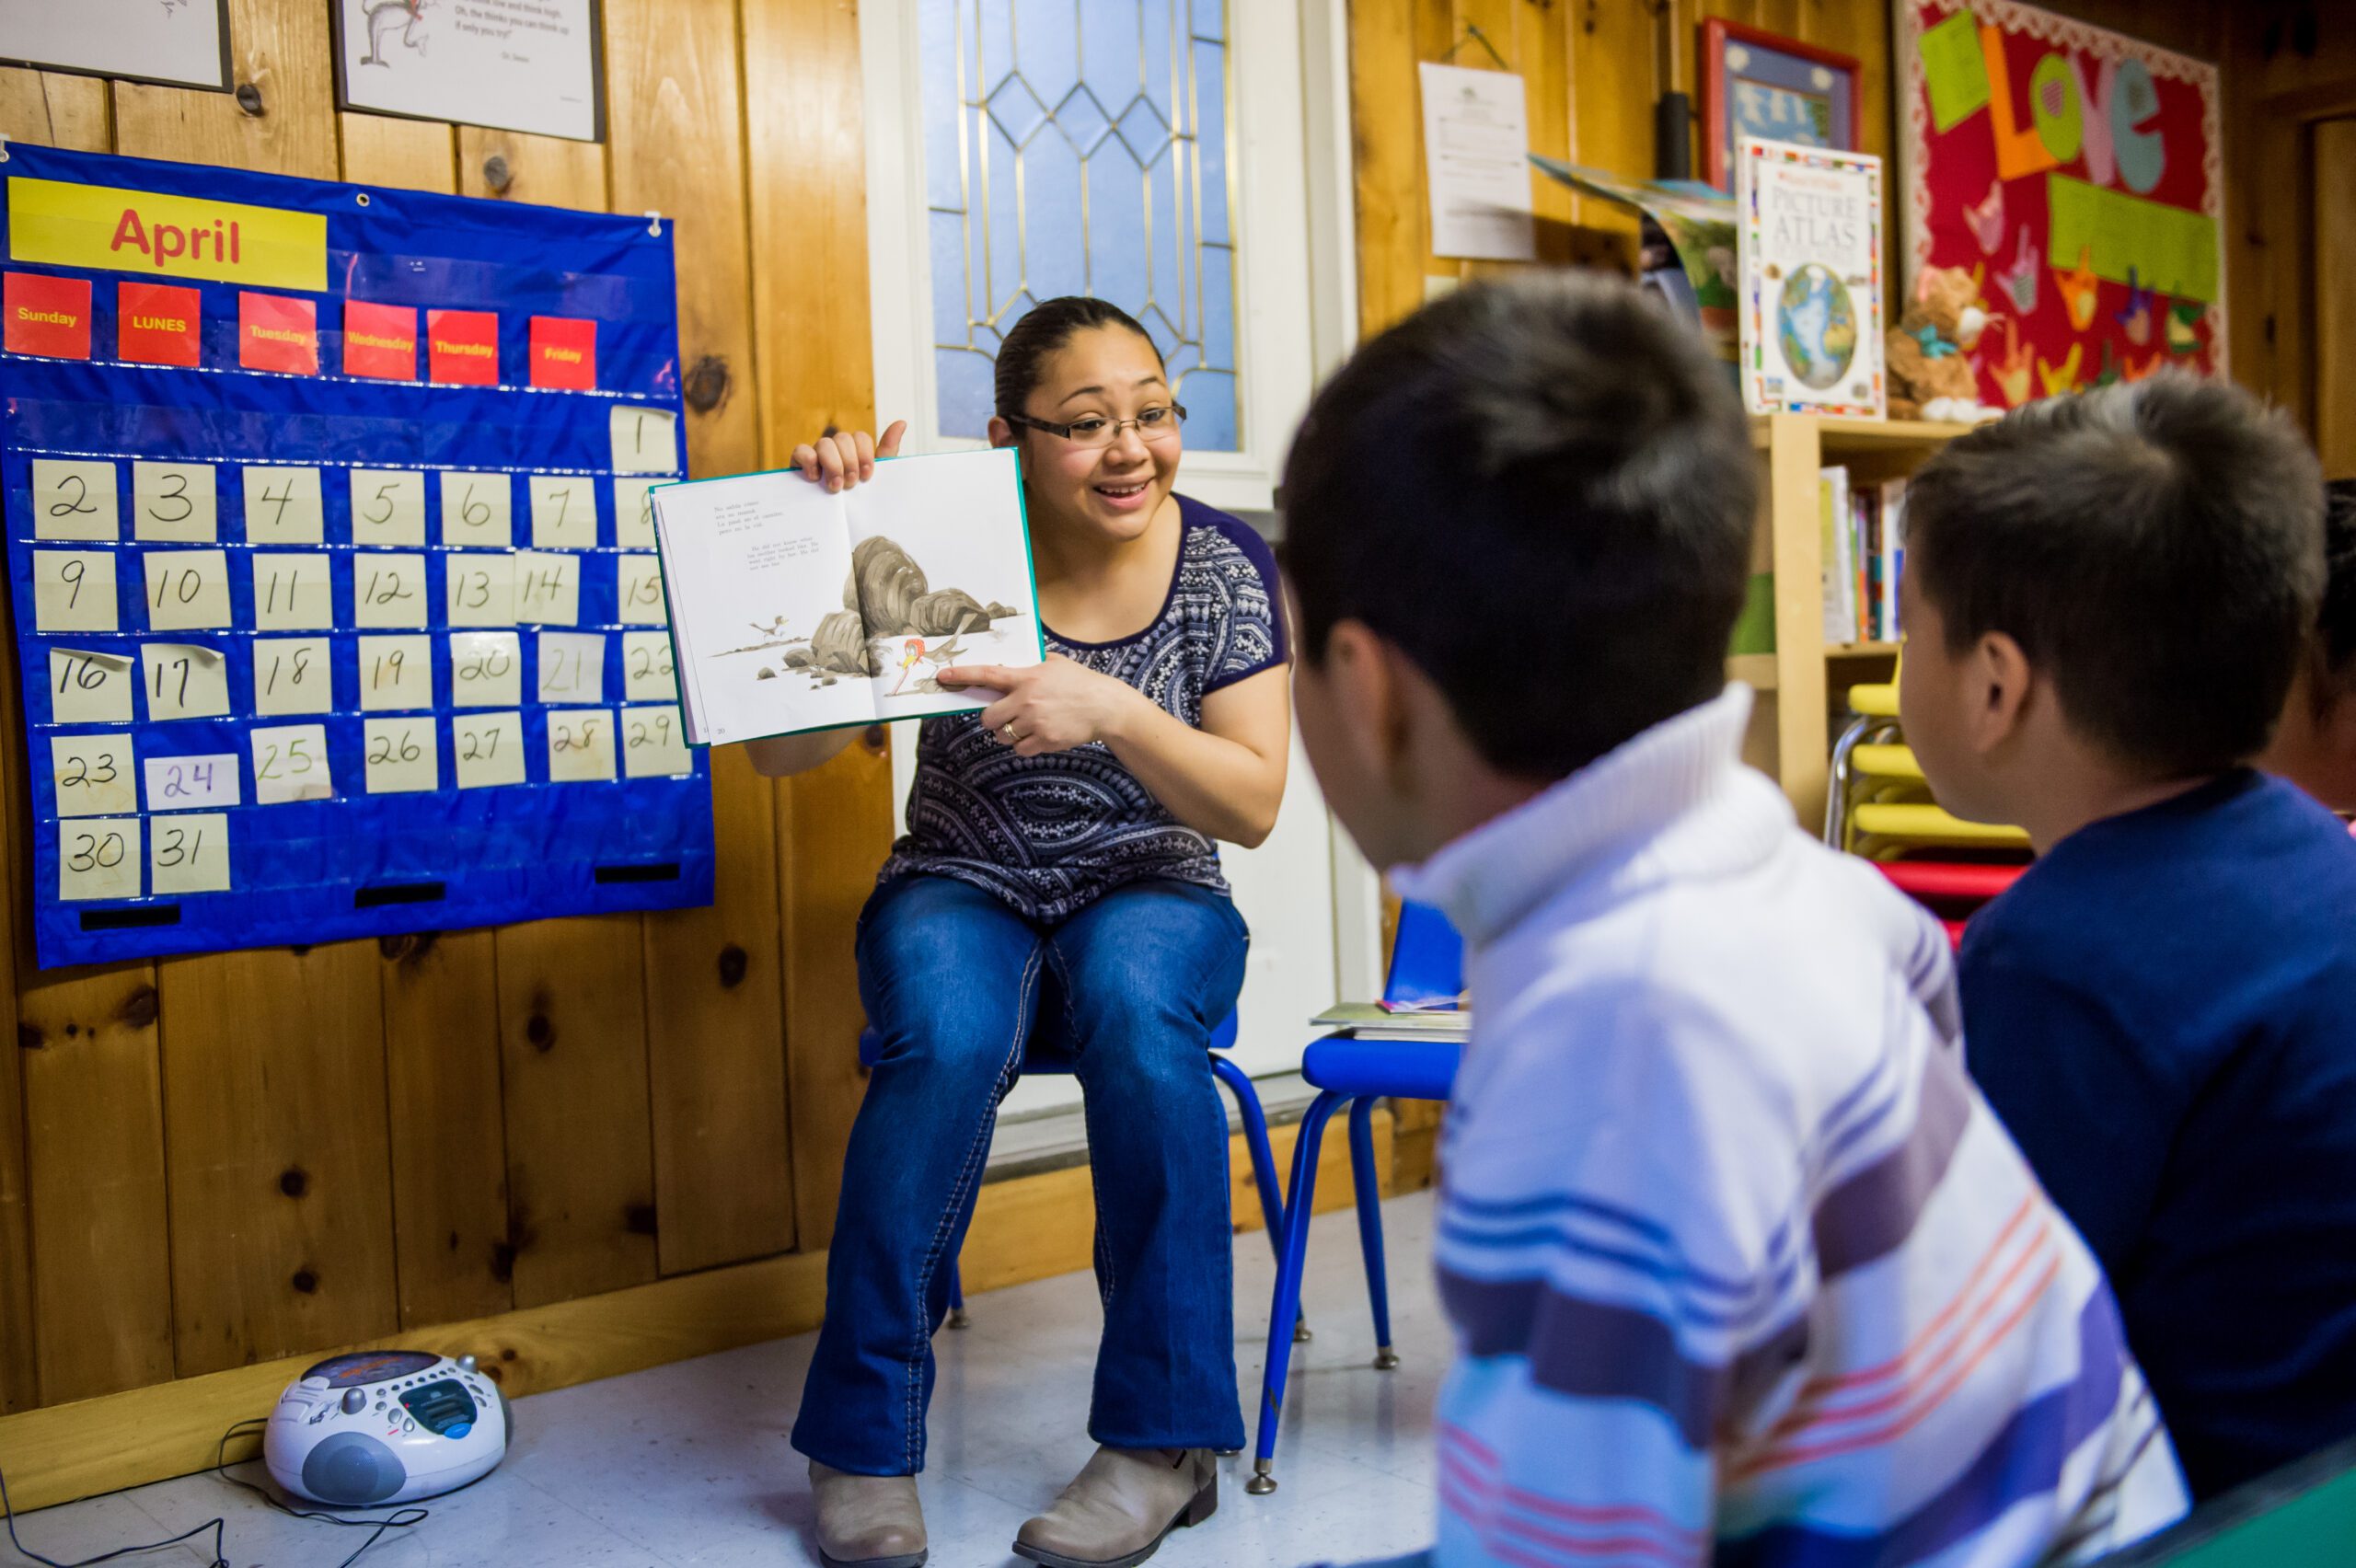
[
  {"left": 1819, "top": 466, "right": 1909, "bottom": 646},
  {"left": 1735, "top": 136, "right": 1885, "bottom": 420},
  {"left": 649, "top": 449, "right": 1045, "bottom": 745}
]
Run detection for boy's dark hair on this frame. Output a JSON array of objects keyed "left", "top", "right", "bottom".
[
  {"left": 2310, "top": 479, "right": 2356, "bottom": 705},
  {"left": 995, "top": 296, "right": 1163, "bottom": 420},
  {"left": 1906, "top": 373, "right": 2325, "bottom": 777},
  {"left": 1280, "top": 271, "right": 1758, "bottom": 780}
]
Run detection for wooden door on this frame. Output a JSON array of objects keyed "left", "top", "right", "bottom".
[{"left": 2316, "top": 119, "right": 2356, "bottom": 478}]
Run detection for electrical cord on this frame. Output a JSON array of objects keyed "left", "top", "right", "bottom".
[{"left": 0, "top": 1418, "right": 430, "bottom": 1568}]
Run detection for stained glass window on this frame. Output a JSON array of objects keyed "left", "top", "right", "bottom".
[{"left": 918, "top": 0, "right": 1240, "bottom": 450}]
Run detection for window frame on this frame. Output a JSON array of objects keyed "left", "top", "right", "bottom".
[{"left": 859, "top": 0, "right": 1356, "bottom": 513}]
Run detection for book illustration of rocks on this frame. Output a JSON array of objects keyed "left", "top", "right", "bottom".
[{"left": 711, "top": 536, "right": 1023, "bottom": 692}]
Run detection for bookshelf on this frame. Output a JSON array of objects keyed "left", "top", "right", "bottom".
[{"left": 1739, "top": 413, "right": 1968, "bottom": 827}]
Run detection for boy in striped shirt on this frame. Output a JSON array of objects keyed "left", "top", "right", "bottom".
[{"left": 1280, "top": 273, "right": 2186, "bottom": 1566}]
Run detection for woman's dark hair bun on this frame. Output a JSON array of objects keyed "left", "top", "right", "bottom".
[{"left": 993, "top": 296, "right": 1163, "bottom": 421}]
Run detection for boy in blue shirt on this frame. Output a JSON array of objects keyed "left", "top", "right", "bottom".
[{"left": 1899, "top": 375, "right": 2356, "bottom": 1499}]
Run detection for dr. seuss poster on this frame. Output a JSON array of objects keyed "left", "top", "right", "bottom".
[{"left": 1899, "top": 0, "right": 2223, "bottom": 410}]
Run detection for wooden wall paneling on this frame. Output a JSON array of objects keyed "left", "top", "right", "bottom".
[
  {"left": 2315, "top": 118, "right": 2356, "bottom": 477},
  {"left": 1345, "top": 0, "right": 1426, "bottom": 336},
  {"left": 0, "top": 91, "right": 37, "bottom": 1394},
  {"left": 19, "top": 966, "right": 174, "bottom": 1407},
  {"left": 156, "top": 949, "right": 399, "bottom": 1376},
  {"left": 337, "top": 110, "right": 458, "bottom": 191},
  {"left": 604, "top": 0, "right": 795, "bottom": 1275},
  {"left": 2221, "top": 10, "right": 2356, "bottom": 425},
  {"left": 492, "top": 916, "right": 659, "bottom": 1307},
  {"left": 1564, "top": 0, "right": 1654, "bottom": 233},
  {"left": 455, "top": 131, "right": 663, "bottom": 1308},
  {"left": 0, "top": 69, "right": 177, "bottom": 1410},
  {"left": 774, "top": 735, "right": 893, "bottom": 1253},
  {"left": 110, "top": 0, "right": 400, "bottom": 1387},
  {"left": 0, "top": 618, "right": 25, "bottom": 1412},
  {"left": 1411, "top": 0, "right": 1462, "bottom": 285},
  {"left": 741, "top": 0, "right": 895, "bottom": 1253},
  {"left": 0, "top": 67, "right": 109, "bottom": 151},
  {"left": 376, "top": 928, "right": 514, "bottom": 1326},
  {"left": 456, "top": 127, "right": 608, "bottom": 209},
  {"left": 337, "top": 112, "right": 516, "bottom": 1330},
  {"left": 110, "top": 0, "right": 337, "bottom": 177},
  {"left": 1506, "top": 0, "right": 1578, "bottom": 267}
]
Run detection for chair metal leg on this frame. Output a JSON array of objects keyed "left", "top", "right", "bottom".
[
  {"left": 1211, "top": 1055, "right": 1287, "bottom": 1249},
  {"left": 1212, "top": 1053, "right": 1310, "bottom": 1343},
  {"left": 946, "top": 1257, "right": 969, "bottom": 1330},
  {"left": 1346, "top": 1097, "right": 1397, "bottom": 1369},
  {"left": 1250, "top": 1090, "right": 1345, "bottom": 1498}
]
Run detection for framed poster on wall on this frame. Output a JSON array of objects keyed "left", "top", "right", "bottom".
[
  {"left": 1700, "top": 19, "right": 1861, "bottom": 193},
  {"left": 332, "top": 0, "right": 606, "bottom": 143},
  {"left": 0, "top": 0, "right": 232, "bottom": 92},
  {"left": 1898, "top": 0, "right": 2223, "bottom": 410}
]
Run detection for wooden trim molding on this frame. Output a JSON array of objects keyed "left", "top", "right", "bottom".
[{"left": 0, "top": 1110, "right": 1390, "bottom": 1515}]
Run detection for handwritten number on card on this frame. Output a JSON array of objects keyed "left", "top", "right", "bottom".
[
  {"left": 59, "top": 816, "right": 140, "bottom": 900},
  {"left": 50, "top": 474, "right": 96, "bottom": 519},
  {"left": 66, "top": 829, "right": 126, "bottom": 870},
  {"left": 149, "top": 471, "right": 192, "bottom": 523}
]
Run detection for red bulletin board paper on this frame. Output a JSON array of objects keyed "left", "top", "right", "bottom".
[
  {"left": 238, "top": 291, "right": 318, "bottom": 375},
  {"left": 342, "top": 299, "right": 418, "bottom": 380},
  {"left": 5, "top": 272, "right": 91, "bottom": 360},
  {"left": 428, "top": 308, "right": 499, "bottom": 385},
  {"left": 1899, "top": 0, "right": 2223, "bottom": 410},
  {"left": 118, "top": 282, "right": 201, "bottom": 367}
]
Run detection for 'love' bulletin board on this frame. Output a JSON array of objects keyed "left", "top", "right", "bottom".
[
  {"left": 1899, "top": 0, "right": 2223, "bottom": 409},
  {"left": 1, "top": 143, "right": 714, "bottom": 968}
]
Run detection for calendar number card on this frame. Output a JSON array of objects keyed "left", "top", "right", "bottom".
[{"left": 2, "top": 144, "right": 712, "bottom": 966}]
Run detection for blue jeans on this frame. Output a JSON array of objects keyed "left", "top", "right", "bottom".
[{"left": 791, "top": 872, "right": 1253, "bottom": 1474}]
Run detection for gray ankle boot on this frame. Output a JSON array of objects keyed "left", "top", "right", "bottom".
[
  {"left": 1012, "top": 1446, "right": 1218, "bottom": 1568},
  {"left": 809, "top": 1459, "right": 928, "bottom": 1568}
]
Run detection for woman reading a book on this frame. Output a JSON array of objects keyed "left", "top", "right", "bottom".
[{"left": 745, "top": 297, "right": 1292, "bottom": 1568}]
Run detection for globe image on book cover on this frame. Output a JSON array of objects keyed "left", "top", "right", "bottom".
[{"left": 1776, "top": 262, "right": 1857, "bottom": 389}]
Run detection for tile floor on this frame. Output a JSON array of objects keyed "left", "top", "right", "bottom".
[{"left": 6, "top": 1191, "right": 1448, "bottom": 1568}]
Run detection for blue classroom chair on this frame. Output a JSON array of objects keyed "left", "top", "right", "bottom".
[
  {"left": 1246, "top": 902, "right": 1466, "bottom": 1497},
  {"left": 856, "top": 1010, "right": 1288, "bottom": 1331}
]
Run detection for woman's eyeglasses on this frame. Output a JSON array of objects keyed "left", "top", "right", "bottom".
[{"left": 1004, "top": 404, "right": 1187, "bottom": 447}]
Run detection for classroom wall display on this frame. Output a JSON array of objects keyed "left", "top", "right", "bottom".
[
  {"left": 0, "top": 0, "right": 232, "bottom": 91},
  {"left": 332, "top": 0, "right": 605, "bottom": 144},
  {"left": 1701, "top": 19, "right": 1862, "bottom": 193},
  {"left": 1898, "top": 0, "right": 2223, "bottom": 411},
  {"left": 0, "top": 142, "right": 710, "bottom": 968}
]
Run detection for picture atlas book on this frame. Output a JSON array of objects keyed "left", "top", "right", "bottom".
[
  {"left": 1736, "top": 135, "right": 1885, "bottom": 418},
  {"left": 650, "top": 448, "right": 1044, "bottom": 745}
]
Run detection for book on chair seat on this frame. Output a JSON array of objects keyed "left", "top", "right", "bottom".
[
  {"left": 1311, "top": 1002, "right": 1472, "bottom": 1038},
  {"left": 649, "top": 448, "right": 1045, "bottom": 745}
]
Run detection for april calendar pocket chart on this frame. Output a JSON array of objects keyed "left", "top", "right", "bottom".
[{"left": 1, "top": 144, "right": 713, "bottom": 967}]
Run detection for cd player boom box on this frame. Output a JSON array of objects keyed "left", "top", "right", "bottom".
[{"left": 264, "top": 1350, "right": 511, "bottom": 1505}]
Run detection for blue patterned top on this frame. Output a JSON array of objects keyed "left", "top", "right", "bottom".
[{"left": 881, "top": 496, "right": 1288, "bottom": 924}]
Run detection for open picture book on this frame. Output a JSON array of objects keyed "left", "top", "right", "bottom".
[{"left": 650, "top": 448, "right": 1045, "bottom": 745}]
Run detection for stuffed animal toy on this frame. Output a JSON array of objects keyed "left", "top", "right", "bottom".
[{"left": 1886, "top": 265, "right": 1996, "bottom": 421}]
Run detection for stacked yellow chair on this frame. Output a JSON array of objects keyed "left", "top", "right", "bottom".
[{"left": 1824, "top": 664, "right": 2032, "bottom": 860}]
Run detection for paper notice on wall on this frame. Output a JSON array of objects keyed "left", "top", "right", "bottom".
[
  {"left": 335, "top": 0, "right": 602, "bottom": 143},
  {"left": 1418, "top": 63, "right": 1536, "bottom": 262},
  {"left": 0, "top": 0, "right": 229, "bottom": 91}
]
